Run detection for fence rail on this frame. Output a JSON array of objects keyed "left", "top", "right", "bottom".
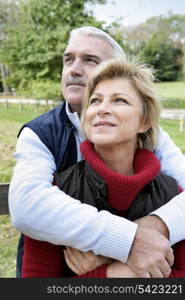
[{"left": 0, "top": 183, "right": 9, "bottom": 215}]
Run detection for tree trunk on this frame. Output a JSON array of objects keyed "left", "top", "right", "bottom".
[{"left": 0, "top": 63, "right": 11, "bottom": 93}]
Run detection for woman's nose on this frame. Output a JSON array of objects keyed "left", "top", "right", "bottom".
[{"left": 97, "top": 100, "right": 110, "bottom": 115}]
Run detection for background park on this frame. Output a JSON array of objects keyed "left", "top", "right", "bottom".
[{"left": 0, "top": 0, "right": 185, "bottom": 278}]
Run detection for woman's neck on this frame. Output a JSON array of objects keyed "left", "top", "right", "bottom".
[{"left": 94, "top": 144, "right": 136, "bottom": 175}]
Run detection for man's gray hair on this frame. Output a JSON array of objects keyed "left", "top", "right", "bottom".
[{"left": 69, "top": 26, "right": 125, "bottom": 58}]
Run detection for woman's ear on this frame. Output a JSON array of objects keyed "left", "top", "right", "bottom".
[{"left": 138, "top": 120, "right": 150, "bottom": 134}]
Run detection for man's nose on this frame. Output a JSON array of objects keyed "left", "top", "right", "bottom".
[{"left": 70, "top": 59, "right": 84, "bottom": 77}]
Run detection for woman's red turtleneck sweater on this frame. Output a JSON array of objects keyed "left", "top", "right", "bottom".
[{"left": 22, "top": 141, "right": 185, "bottom": 278}]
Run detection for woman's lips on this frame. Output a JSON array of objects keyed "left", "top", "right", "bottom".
[{"left": 94, "top": 121, "right": 116, "bottom": 127}]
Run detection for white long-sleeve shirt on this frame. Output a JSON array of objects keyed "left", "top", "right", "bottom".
[{"left": 8, "top": 105, "right": 185, "bottom": 261}]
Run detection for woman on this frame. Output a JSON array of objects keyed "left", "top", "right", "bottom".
[{"left": 22, "top": 58, "right": 184, "bottom": 278}]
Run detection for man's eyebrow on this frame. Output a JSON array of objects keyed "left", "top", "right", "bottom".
[
  {"left": 63, "top": 52, "right": 71, "bottom": 57},
  {"left": 85, "top": 54, "right": 101, "bottom": 61},
  {"left": 63, "top": 53, "right": 101, "bottom": 60}
]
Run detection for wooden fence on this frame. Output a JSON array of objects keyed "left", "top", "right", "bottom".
[{"left": 0, "top": 183, "right": 9, "bottom": 215}]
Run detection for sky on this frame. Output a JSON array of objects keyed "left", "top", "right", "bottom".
[{"left": 92, "top": 0, "right": 185, "bottom": 26}]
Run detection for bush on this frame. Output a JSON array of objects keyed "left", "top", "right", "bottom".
[{"left": 17, "top": 80, "right": 63, "bottom": 101}]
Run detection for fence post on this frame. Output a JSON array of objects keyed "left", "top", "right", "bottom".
[
  {"left": 19, "top": 101, "right": 23, "bottom": 111},
  {"left": 5, "top": 99, "right": 9, "bottom": 108},
  {"left": 179, "top": 114, "right": 185, "bottom": 132}
]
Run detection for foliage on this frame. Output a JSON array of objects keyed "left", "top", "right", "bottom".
[
  {"left": 2, "top": 0, "right": 106, "bottom": 89},
  {"left": 0, "top": 0, "right": 20, "bottom": 92},
  {"left": 140, "top": 34, "right": 184, "bottom": 81},
  {"left": 116, "top": 13, "right": 185, "bottom": 81},
  {"left": 1, "top": 2, "right": 185, "bottom": 97},
  {"left": 17, "top": 80, "right": 62, "bottom": 100}
]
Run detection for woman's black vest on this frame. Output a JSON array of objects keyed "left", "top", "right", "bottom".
[{"left": 54, "top": 160, "right": 179, "bottom": 221}]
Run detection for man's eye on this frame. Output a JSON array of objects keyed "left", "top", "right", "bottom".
[
  {"left": 90, "top": 98, "right": 100, "bottom": 105},
  {"left": 63, "top": 57, "right": 73, "bottom": 65},
  {"left": 115, "top": 98, "right": 129, "bottom": 104},
  {"left": 87, "top": 58, "right": 98, "bottom": 65}
]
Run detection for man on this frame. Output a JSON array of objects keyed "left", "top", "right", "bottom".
[{"left": 9, "top": 26, "right": 185, "bottom": 278}]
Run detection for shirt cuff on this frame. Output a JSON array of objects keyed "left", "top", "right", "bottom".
[
  {"left": 98, "top": 214, "right": 138, "bottom": 263},
  {"left": 151, "top": 195, "right": 185, "bottom": 246}
]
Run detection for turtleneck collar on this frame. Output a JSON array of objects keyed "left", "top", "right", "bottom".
[{"left": 80, "top": 140, "right": 161, "bottom": 211}]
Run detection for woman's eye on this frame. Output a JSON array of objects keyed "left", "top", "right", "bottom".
[
  {"left": 90, "top": 98, "right": 100, "bottom": 105},
  {"left": 115, "top": 98, "right": 129, "bottom": 104}
]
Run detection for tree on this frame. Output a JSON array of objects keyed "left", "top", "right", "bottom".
[
  {"left": 0, "top": 0, "right": 19, "bottom": 93},
  {"left": 140, "top": 34, "right": 184, "bottom": 81},
  {"left": 115, "top": 13, "right": 185, "bottom": 80},
  {"left": 1, "top": 0, "right": 106, "bottom": 91}
]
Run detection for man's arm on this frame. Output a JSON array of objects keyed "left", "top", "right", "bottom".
[
  {"left": 8, "top": 127, "right": 137, "bottom": 262},
  {"left": 151, "top": 192, "right": 185, "bottom": 245},
  {"left": 8, "top": 127, "right": 174, "bottom": 276},
  {"left": 151, "top": 126, "right": 185, "bottom": 245},
  {"left": 155, "top": 127, "right": 185, "bottom": 188}
]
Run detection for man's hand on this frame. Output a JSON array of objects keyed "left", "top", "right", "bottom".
[
  {"left": 64, "top": 247, "right": 113, "bottom": 275},
  {"left": 127, "top": 225, "right": 174, "bottom": 278},
  {"left": 135, "top": 215, "right": 169, "bottom": 239}
]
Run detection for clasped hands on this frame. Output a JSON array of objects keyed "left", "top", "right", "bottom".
[
  {"left": 64, "top": 246, "right": 139, "bottom": 277},
  {"left": 63, "top": 216, "right": 174, "bottom": 278}
]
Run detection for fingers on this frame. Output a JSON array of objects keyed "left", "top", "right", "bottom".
[
  {"left": 166, "top": 248, "right": 174, "bottom": 267},
  {"left": 142, "top": 257, "right": 172, "bottom": 278},
  {"left": 149, "top": 264, "right": 171, "bottom": 278},
  {"left": 64, "top": 247, "right": 85, "bottom": 275},
  {"left": 140, "top": 272, "right": 151, "bottom": 278},
  {"left": 161, "top": 260, "right": 172, "bottom": 278},
  {"left": 64, "top": 249, "right": 81, "bottom": 275},
  {"left": 64, "top": 247, "right": 110, "bottom": 275},
  {"left": 127, "top": 227, "right": 173, "bottom": 278}
]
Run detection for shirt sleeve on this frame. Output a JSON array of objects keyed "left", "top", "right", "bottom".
[
  {"left": 152, "top": 191, "right": 185, "bottom": 245},
  {"left": 8, "top": 127, "right": 137, "bottom": 262},
  {"left": 153, "top": 128, "right": 185, "bottom": 245},
  {"left": 155, "top": 127, "right": 185, "bottom": 189}
]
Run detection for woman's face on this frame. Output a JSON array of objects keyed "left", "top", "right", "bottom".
[{"left": 84, "top": 77, "right": 147, "bottom": 149}]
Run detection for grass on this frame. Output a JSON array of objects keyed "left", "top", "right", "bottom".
[
  {"left": 0, "top": 104, "right": 185, "bottom": 278},
  {"left": 155, "top": 81, "right": 185, "bottom": 108},
  {"left": 0, "top": 104, "right": 49, "bottom": 278},
  {"left": 155, "top": 81, "right": 185, "bottom": 100},
  {"left": 160, "top": 119, "right": 185, "bottom": 154}
]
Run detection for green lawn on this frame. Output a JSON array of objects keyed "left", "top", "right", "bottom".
[
  {"left": 155, "top": 81, "right": 185, "bottom": 100},
  {"left": 155, "top": 81, "right": 185, "bottom": 108},
  {"left": 160, "top": 119, "right": 185, "bottom": 154},
  {"left": 0, "top": 105, "right": 49, "bottom": 278},
  {"left": 0, "top": 104, "right": 185, "bottom": 278}
]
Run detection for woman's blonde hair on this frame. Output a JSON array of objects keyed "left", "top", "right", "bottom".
[{"left": 81, "top": 58, "right": 161, "bottom": 151}]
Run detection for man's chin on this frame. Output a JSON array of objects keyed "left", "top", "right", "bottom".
[{"left": 67, "top": 99, "right": 82, "bottom": 113}]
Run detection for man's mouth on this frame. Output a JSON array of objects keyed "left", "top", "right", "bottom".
[{"left": 66, "top": 78, "right": 86, "bottom": 87}]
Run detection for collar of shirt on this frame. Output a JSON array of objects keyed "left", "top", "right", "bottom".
[{"left": 65, "top": 102, "right": 84, "bottom": 161}]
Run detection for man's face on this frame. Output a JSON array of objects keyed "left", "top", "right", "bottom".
[{"left": 61, "top": 35, "right": 114, "bottom": 113}]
